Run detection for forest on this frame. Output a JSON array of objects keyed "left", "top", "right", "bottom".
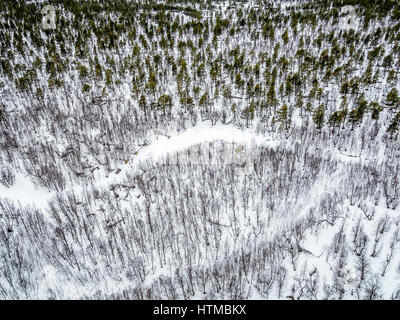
[{"left": 0, "top": 0, "right": 400, "bottom": 299}]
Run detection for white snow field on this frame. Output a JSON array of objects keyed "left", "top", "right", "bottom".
[{"left": 0, "top": 173, "right": 52, "bottom": 210}]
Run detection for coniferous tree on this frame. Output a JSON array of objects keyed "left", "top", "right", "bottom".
[
  {"left": 313, "top": 104, "right": 325, "bottom": 130},
  {"left": 387, "top": 112, "right": 400, "bottom": 138},
  {"left": 277, "top": 104, "right": 290, "bottom": 131},
  {"left": 139, "top": 94, "right": 147, "bottom": 115}
]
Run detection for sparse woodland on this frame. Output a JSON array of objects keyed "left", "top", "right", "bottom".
[{"left": 0, "top": 0, "right": 400, "bottom": 299}]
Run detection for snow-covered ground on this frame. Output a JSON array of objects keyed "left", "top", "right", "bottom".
[
  {"left": 0, "top": 173, "right": 52, "bottom": 210},
  {"left": 2, "top": 122, "right": 398, "bottom": 299}
]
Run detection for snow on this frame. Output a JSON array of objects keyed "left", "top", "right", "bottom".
[
  {"left": 133, "top": 123, "right": 276, "bottom": 163},
  {"left": 0, "top": 173, "right": 52, "bottom": 210},
  {"left": 92, "top": 122, "right": 279, "bottom": 187}
]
